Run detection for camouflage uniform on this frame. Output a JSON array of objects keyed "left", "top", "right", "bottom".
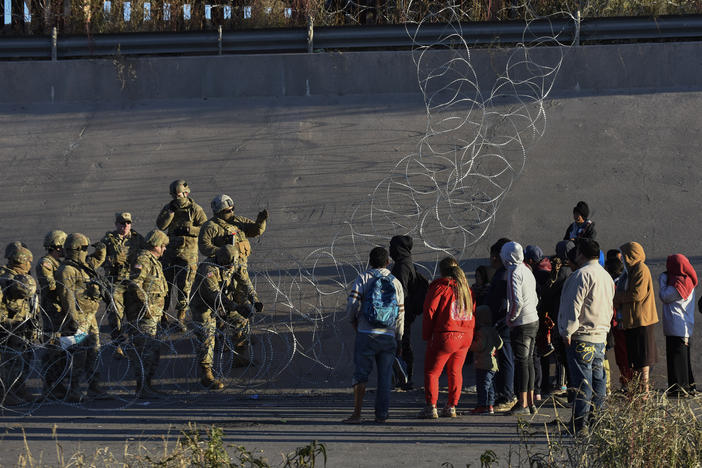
[
  {"left": 0, "top": 255, "right": 38, "bottom": 403},
  {"left": 36, "top": 253, "right": 67, "bottom": 397},
  {"left": 125, "top": 247, "right": 168, "bottom": 394},
  {"left": 198, "top": 211, "right": 266, "bottom": 293},
  {"left": 100, "top": 228, "right": 144, "bottom": 344},
  {"left": 56, "top": 236, "right": 106, "bottom": 399},
  {"left": 156, "top": 197, "right": 207, "bottom": 321}
]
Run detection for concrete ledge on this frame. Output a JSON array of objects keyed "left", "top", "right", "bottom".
[{"left": 1, "top": 41, "right": 702, "bottom": 104}]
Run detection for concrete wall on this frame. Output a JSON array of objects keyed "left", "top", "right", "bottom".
[{"left": 2, "top": 41, "right": 702, "bottom": 104}]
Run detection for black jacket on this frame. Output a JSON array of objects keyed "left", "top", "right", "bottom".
[{"left": 563, "top": 220, "right": 596, "bottom": 241}]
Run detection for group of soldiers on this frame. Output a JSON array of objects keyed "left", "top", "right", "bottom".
[{"left": 0, "top": 179, "right": 268, "bottom": 404}]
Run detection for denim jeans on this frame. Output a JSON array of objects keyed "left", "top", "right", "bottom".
[
  {"left": 566, "top": 340, "right": 606, "bottom": 431},
  {"left": 353, "top": 332, "right": 396, "bottom": 419},
  {"left": 511, "top": 321, "right": 539, "bottom": 393},
  {"left": 476, "top": 368, "right": 496, "bottom": 407},
  {"left": 495, "top": 325, "right": 514, "bottom": 401}
]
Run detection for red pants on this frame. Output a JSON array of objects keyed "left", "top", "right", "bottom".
[{"left": 424, "top": 331, "right": 473, "bottom": 407}]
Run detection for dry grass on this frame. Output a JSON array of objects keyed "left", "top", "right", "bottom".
[
  {"left": 6, "top": 0, "right": 702, "bottom": 36},
  {"left": 15, "top": 423, "right": 327, "bottom": 468}
]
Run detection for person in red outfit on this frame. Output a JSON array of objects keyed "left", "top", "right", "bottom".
[{"left": 418, "top": 257, "right": 475, "bottom": 419}]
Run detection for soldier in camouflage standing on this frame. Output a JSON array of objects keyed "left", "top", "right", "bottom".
[
  {"left": 198, "top": 194, "right": 268, "bottom": 276},
  {"left": 56, "top": 233, "right": 108, "bottom": 402},
  {"left": 36, "top": 230, "right": 69, "bottom": 399},
  {"left": 0, "top": 246, "right": 39, "bottom": 405},
  {"left": 125, "top": 229, "right": 169, "bottom": 399},
  {"left": 190, "top": 244, "right": 262, "bottom": 389},
  {"left": 100, "top": 212, "right": 145, "bottom": 358},
  {"left": 156, "top": 180, "right": 207, "bottom": 331}
]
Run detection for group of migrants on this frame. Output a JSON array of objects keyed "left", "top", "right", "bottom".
[
  {"left": 344, "top": 201, "right": 697, "bottom": 433},
  {"left": 0, "top": 179, "right": 268, "bottom": 405}
]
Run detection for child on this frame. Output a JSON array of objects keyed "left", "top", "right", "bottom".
[{"left": 470, "top": 305, "right": 503, "bottom": 414}]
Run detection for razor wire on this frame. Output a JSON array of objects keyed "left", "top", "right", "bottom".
[{"left": 0, "top": 2, "right": 575, "bottom": 414}]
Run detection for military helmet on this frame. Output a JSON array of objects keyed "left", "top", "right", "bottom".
[
  {"left": 145, "top": 229, "right": 169, "bottom": 248},
  {"left": 4, "top": 241, "right": 28, "bottom": 259},
  {"left": 169, "top": 179, "right": 189, "bottom": 197},
  {"left": 9, "top": 246, "right": 33, "bottom": 265},
  {"left": 211, "top": 194, "right": 234, "bottom": 214},
  {"left": 44, "top": 230, "right": 67, "bottom": 249},
  {"left": 64, "top": 233, "right": 90, "bottom": 251},
  {"left": 215, "top": 244, "right": 239, "bottom": 266}
]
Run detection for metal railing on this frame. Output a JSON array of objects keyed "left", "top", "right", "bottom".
[{"left": 1, "top": 14, "right": 702, "bottom": 60}]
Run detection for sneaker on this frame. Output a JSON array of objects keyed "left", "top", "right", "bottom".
[
  {"left": 494, "top": 396, "right": 518, "bottom": 412},
  {"left": 417, "top": 405, "right": 438, "bottom": 419},
  {"left": 507, "top": 404, "right": 530, "bottom": 416},
  {"left": 488, "top": 405, "right": 494, "bottom": 414},
  {"left": 464, "top": 385, "right": 477, "bottom": 393},
  {"left": 470, "top": 406, "right": 489, "bottom": 415},
  {"left": 440, "top": 406, "right": 457, "bottom": 418},
  {"left": 529, "top": 405, "right": 537, "bottom": 415}
]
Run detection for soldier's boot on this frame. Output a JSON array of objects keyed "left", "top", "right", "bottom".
[
  {"left": 64, "top": 386, "right": 83, "bottom": 403},
  {"left": 200, "top": 366, "right": 224, "bottom": 390},
  {"left": 145, "top": 376, "right": 169, "bottom": 396},
  {"left": 176, "top": 309, "right": 188, "bottom": 333},
  {"left": 42, "top": 381, "right": 67, "bottom": 401},
  {"left": 87, "top": 380, "right": 111, "bottom": 400},
  {"left": 232, "top": 344, "right": 254, "bottom": 368}
]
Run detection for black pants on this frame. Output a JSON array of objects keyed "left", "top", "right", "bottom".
[
  {"left": 511, "top": 321, "right": 539, "bottom": 393},
  {"left": 666, "top": 336, "right": 696, "bottom": 394},
  {"left": 400, "top": 313, "right": 415, "bottom": 382}
]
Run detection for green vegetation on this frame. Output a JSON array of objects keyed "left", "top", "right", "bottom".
[{"left": 16, "top": 423, "right": 327, "bottom": 468}]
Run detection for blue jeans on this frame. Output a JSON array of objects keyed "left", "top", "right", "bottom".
[
  {"left": 511, "top": 321, "right": 539, "bottom": 393},
  {"left": 476, "top": 369, "right": 496, "bottom": 407},
  {"left": 353, "top": 332, "right": 396, "bottom": 419},
  {"left": 566, "top": 340, "right": 606, "bottom": 431},
  {"left": 495, "top": 326, "right": 514, "bottom": 401}
]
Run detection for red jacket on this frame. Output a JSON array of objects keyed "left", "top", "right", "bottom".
[{"left": 422, "top": 278, "right": 475, "bottom": 341}]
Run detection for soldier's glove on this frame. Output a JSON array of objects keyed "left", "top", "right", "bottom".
[
  {"left": 254, "top": 302, "right": 264, "bottom": 313},
  {"left": 86, "top": 281, "right": 102, "bottom": 299},
  {"left": 236, "top": 304, "right": 254, "bottom": 319},
  {"left": 173, "top": 226, "right": 189, "bottom": 236},
  {"left": 92, "top": 242, "right": 107, "bottom": 253},
  {"left": 256, "top": 209, "right": 268, "bottom": 223}
]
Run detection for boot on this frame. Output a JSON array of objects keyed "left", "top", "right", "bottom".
[
  {"left": 176, "top": 309, "right": 188, "bottom": 333},
  {"left": 64, "top": 386, "right": 83, "bottom": 403},
  {"left": 87, "top": 380, "right": 111, "bottom": 400},
  {"left": 342, "top": 383, "right": 366, "bottom": 423},
  {"left": 200, "top": 365, "right": 224, "bottom": 390},
  {"left": 135, "top": 379, "right": 161, "bottom": 400}
]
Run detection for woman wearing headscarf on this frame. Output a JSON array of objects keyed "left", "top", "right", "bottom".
[
  {"left": 659, "top": 254, "right": 697, "bottom": 396},
  {"left": 614, "top": 242, "right": 658, "bottom": 393},
  {"left": 418, "top": 257, "right": 474, "bottom": 419}
]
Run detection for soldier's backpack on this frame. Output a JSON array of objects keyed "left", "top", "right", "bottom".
[{"left": 362, "top": 271, "right": 399, "bottom": 328}]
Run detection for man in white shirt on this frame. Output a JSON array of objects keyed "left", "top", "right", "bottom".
[{"left": 343, "top": 247, "right": 404, "bottom": 424}]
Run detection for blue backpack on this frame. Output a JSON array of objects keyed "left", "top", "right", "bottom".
[{"left": 362, "top": 271, "right": 399, "bottom": 328}]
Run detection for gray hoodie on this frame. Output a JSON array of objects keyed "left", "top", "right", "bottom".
[{"left": 500, "top": 242, "right": 539, "bottom": 327}]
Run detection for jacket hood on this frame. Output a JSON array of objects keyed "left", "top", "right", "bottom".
[
  {"left": 475, "top": 305, "right": 492, "bottom": 327},
  {"left": 389, "top": 235, "right": 413, "bottom": 261},
  {"left": 620, "top": 241, "right": 646, "bottom": 267},
  {"left": 500, "top": 241, "right": 524, "bottom": 267}
]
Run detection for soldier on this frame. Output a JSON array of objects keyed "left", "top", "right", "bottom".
[
  {"left": 100, "top": 212, "right": 145, "bottom": 358},
  {"left": 36, "top": 230, "right": 69, "bottom": 399},
  {"left": 0, "top": 246, "right": 39, "bottom": 405},
  {"left": 190, "top": 245, "right": 263, "bottom": 389},
  {"left": 156, "top": 179, "right": 207, "bottom": 331},
  {"left": 125, "top": 229, "right": 169, "bottom": 399},
  {"left": 198, "top": 194, "right": 268, "bottom": 272},
  {"left": 56, "top": 233, "right": 108, "bottom": 402}
]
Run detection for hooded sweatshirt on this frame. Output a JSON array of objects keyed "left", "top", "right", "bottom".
[
  {"left": 422, "top": 277, "right": 474, "bottom": 340},
  {"left": 470, "top": 305, "right": 503, "bottom": 371},
  {"left": 614, "top": 242, "right": 658, "bottom": 329},
  {"left": 390, "top": 235, "right": 421, "bottom": 318},
  {"left": 500, "top": 242, "right": 539, "bottom": 327},
  {"left": 659, "top": 254, "right": 697, "bottom": 338}
]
